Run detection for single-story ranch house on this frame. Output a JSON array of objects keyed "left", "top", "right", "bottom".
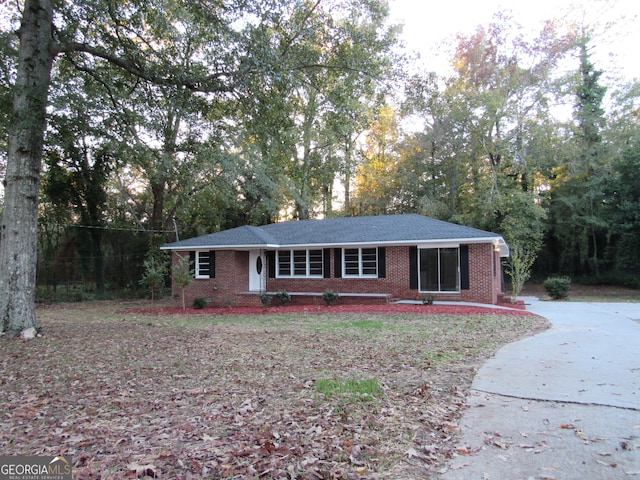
[{"left": 161, "top": 214, "right": 510, "bottom": 307}]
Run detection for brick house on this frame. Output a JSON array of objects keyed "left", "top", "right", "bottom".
[{"left": 161, "top": 214, "right": 509, "bottom": 307}]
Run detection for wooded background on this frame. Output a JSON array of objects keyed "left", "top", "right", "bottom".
[{"left": 1, "top": 0, "right": 638, "bottom": 301}]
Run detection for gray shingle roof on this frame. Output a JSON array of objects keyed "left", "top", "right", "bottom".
[{"left": 162, "top": 214, "right": 508, "bottom": 255}]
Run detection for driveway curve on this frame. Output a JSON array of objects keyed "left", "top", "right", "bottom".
[{"left": 440, "top": 298, "right": 640, "bottom": 480}]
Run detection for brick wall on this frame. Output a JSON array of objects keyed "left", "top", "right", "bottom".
[
  {"left": 460, "top": 243, "right": 501, "bottom": 305},
  {"left": 171, "top": 243, "right": 505, "bottom": 307}
]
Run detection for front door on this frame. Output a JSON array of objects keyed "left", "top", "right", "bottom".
[{"left": 249, "top": 250, "right": 265, "bottom": 292}]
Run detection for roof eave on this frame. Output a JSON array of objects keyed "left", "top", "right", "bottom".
[
  {"left": 161, "top": 236, "right": 510, "bottom": 257},
  {"left": 160, "top": 243, "right": 280, "bottom": 251}
]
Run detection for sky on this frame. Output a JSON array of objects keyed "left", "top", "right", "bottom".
[{"left": 387, "top": 0, "right": 640, "bottom": 84}]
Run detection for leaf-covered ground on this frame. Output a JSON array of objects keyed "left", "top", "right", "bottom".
[{"left": 0, "top": 301, "right": 548, "bottom": 479}]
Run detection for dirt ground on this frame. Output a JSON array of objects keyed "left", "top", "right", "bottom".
[{"left": 1, "top": 301, "right": 549, "bottom": 479}]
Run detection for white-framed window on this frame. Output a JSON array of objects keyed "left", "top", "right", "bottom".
[
  {"left": 194, "top": 251, "right": 213, "bottom": 279},
  {"left": 277, "top": 249, "right": 323, "bottom": 277},
  {"left": 419, "top": 247, "right": 459, "bottom": 292},
  {"left": 343, "top": 247, "right": 378, "bottom": 277}
]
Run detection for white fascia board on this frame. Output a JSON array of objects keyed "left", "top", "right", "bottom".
[
  {"left": 162, "top": 237, "right": 510, "bottom": 257},
  {"left": 273, "top": 237, "right": 510, "bottom": 255},
  {"left": 161, "top": 243, "right": 280, "bottom": 251}
]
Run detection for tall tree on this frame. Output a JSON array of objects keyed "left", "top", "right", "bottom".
[
  {"left": 546, "top": 34, "right": 610, "bottom": 276},
  {"left": 402, "top": 72, "right": 475, "bottom": 218},
  {"left": 43, "top": 139, "right": 112, "bottom": 296},
  {"left": 604, "top": 146, "right": 640, "bottom": 273},
  {"left": 0, "top": 0, "right": 399, "bottom": 334},
  {"left": 1, "top": 0, "right": 56, "bottom": 334},
  {"left": 353, "top": 104, "right": 401, "bottom": 215},
  {"left": 403, "top": 14, "right": 572, "bottom": 227},
  {"left": 233, "top": 0, "right": 399, "bottom": 220},
  {"left": 573, "top": 35, "right": 607, "bottom": 174}
]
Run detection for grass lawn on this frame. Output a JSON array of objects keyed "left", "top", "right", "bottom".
[{"left": 0, "top": 301, "right": 548, "bottom": 479}]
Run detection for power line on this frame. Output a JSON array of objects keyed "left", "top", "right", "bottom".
[
  {"left": 43, "top": 251, "right": 150, "bottom": 261},
  {"left": 39, "top": 222, "right": 174, "bottom": 233}
]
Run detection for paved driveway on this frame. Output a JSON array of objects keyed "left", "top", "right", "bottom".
[{"left": 440, "top": 298, "right": 640, "bottom": 480}]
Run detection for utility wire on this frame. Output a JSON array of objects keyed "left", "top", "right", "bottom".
[{"left": 39, "top": 222, "right": 174, "bottom": 233}]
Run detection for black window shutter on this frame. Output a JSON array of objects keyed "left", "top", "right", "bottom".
[
  {"left": 323, "top": 249, "right": 331, "bottom": 278},
  {"left": 334, "top": 248, "right": 342, "bottom": 278},
  {"left": 266, "top": 251, "right": 276, "bottom": 278},
  {"left": 409, "top": 246, "right": 418, "bottom": 290},
  {"left": 377, "top": 247, "right": 386, "bottom": 278},
  {"left": 209, "top": 251, "right": 216, "bottom": 278},
  {"left": 189, "top": 251, "right": 196, "bottom": 275},
  {"left": 460, "top": 245, "right": 470, "bottom": 290}
]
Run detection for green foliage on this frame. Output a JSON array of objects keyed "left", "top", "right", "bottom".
[
  {"left": 313, "top": 318, "right": 387, "bottom": 331},
  {"left": 421, "top": 294, "right": 435, "bottom": 305},
  {"left": 193, "top": 297, "right": 207, "bottom": 309},
  {"left": 603, "top": 147, "right": 640, "bottom": 271},
  {"left": 505, "top": 245, "right": 537, "bottom": 301},
  {"left": 546, "top": 171, "right": 610, "bottom": 276},
  {"left": 543, "top": 276, "right": 572, "bottom": 300},
  {"left": 172, "top": 255, "right": 194, "bottom": 311},
  {"left": 275, "top": 290, "right": 292, "bottom": 305},
  {"left": 5, "top": 1, "right": 637, "bottom": 310},
  {"left": 139, "top": 253, "right": 168, "bottom": 302},
  {"left": 574, "top": 36, "right": 607, "bottom": 173},
  {"left": 314, "top": 377, "right": 381, "bottom": 402},
  {"left": 322, "top": 289, "right": 340, "bottom": 305},
  {"left": 577, "top": 272, "right": 640, "bottom": 289},
  {"left": 259, "top": 293, "right": 273, "bottom": 307},
  {"left": 543, "top": 36, "right": 611, "bottom": 278}
]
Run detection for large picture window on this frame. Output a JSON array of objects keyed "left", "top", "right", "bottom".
[
  {"left": 277, "top": 249, "right": 323, "bottom": 277},
  {"left": 343, "top": 247, "right": 378, "bottom": 277},
  {"left": 419, "top": 247, "right": 459, "bottom": 292}
]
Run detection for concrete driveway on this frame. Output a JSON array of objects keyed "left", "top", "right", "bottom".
[{"left": 440, "top": 298, "right": 640, "bottom": 480}]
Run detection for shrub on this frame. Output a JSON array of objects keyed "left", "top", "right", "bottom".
[
  {"left": 421, "top": 294, "right": 435, "bottom": 305},
  {"left": 193, "top": 297, "right": 207, "bottom": 309},
  {"left": 139, "top": 253, "right": 168, "bottom": 302},
  {"left": 322, "top": 289, "right": 339, "bottom": 305},
  {"left": 260, "top": 293, "right": 273, "bottom": 307},
  {"left": 276, "top": 290, "right": 292, "bottom": 305},
  {"left": 544, "top": 276, "right": 572, "bottom": 300}
]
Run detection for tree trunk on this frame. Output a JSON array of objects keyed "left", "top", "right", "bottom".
[
  {"left": 343, "top": 138, "right": 353, "bottom": 215},
  {"left": 150, "top": 178, "right": 167, "bottom": 249},
  {"left": 90, "top": 229, "right": 105, "bottom": 296},
  {"left": 0, "top": 0, "right": 54, "bottom": 333}
]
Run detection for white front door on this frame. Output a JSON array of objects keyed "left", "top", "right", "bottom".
[{"left": 249, "top": 250, "right": 265, "bottom": 292}]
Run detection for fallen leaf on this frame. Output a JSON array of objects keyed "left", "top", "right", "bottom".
[
  {"left": 405, "top": 447, "right": 419, "bottom": 458},
  {"left": 575, "top": 429, "right": 590, "bottom": 442},
  {"left": 456, "top": 445, "right": 471, "bottom": 455},
  {"left": 127, "top": 463, "right": 159, "bottom": 478},
  {"left": 493, "top": 440, "right": 509, "bottom": 450}
]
